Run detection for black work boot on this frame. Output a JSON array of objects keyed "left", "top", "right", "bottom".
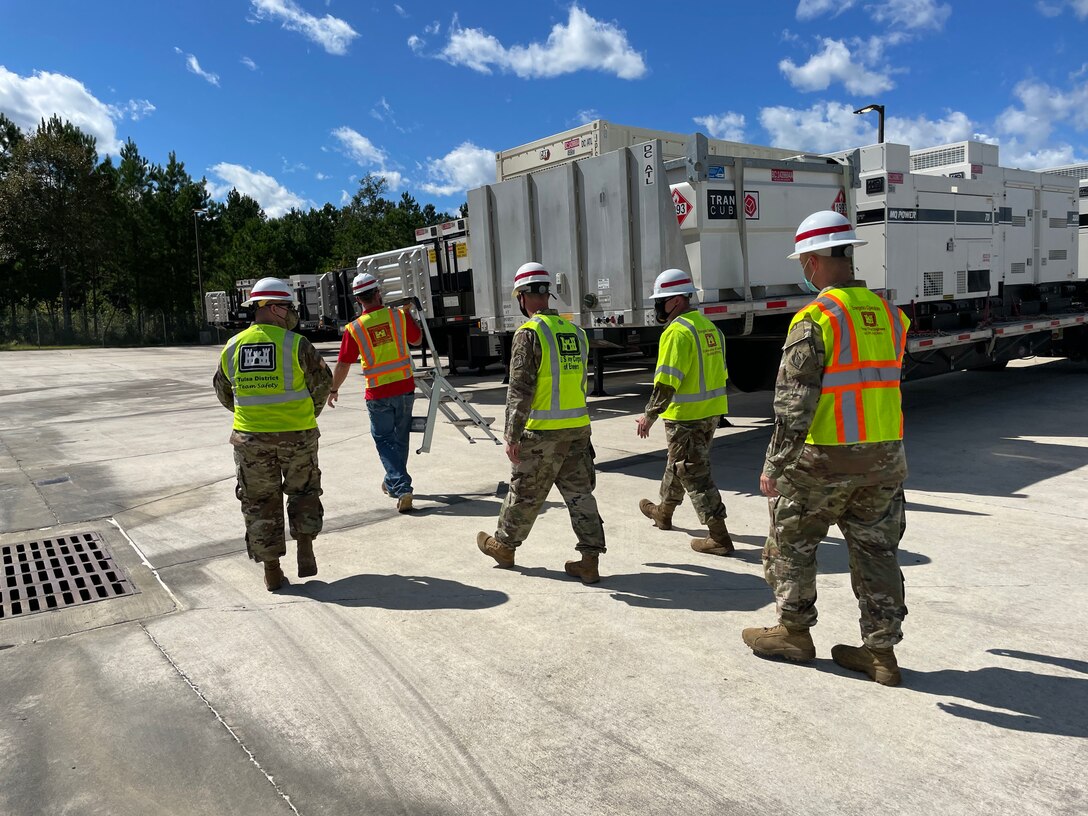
[
  {"left": 741, "top": 624, "right": 816, "bottom": 662},
  {"left": 296, "top": 534, "right": 317, "bottom": 578},
  {"left": 831, "top": 644, "right": 902, "bottom": 686},
  {"left": 564, "top": 553, "right": 601, "bottom": 584},
  {"left": 639, "top": 499, "right": 675, "bottom": 530},
  {"left": 264, "top": 559, "right": 285, "bottom": 592}
]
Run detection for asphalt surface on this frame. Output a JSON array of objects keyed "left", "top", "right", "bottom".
[{"left": 1, "top": 344, "right": 1085, "bottom": 816}]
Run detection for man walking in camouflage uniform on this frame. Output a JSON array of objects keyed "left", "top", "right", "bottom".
[
  {"left": 742, "top": 211, "right": 910, "bottom": 686},
  {"left": 477, "top": 263, "right": 606, "bottom": 584},
  {"left": 636, "top": 268, "right": 734, "bottom": 556},
  {"left": 214, "top": 277, "right": 333, "bottom": 591}
]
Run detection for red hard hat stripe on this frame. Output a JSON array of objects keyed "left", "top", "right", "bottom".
[
  {"left": 660, "top": 277, "right": 692, "bottom": 288},
  {"left": 252, "top": 287, "right": 292, "bottom": 298},
  {"left": 514, "top": 269, "right": 547, "bottom": 283},
  {"left": 795, "top": 223, "right": 851, "bottom": 243}
]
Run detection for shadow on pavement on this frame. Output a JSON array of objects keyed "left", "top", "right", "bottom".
[
  {"left": 280, "top": 573, "right": 508, "bottom": 610},
  {"left": 605, "top": 561, "right": 772, "bottom": 612}
]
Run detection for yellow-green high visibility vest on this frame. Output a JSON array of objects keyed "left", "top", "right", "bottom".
[
  {"left": 656, "top": 311, "right": 729, "bottom": 421},
  {"left": 789, "top": 286, "right": 910, "bottom": 445},
  {"left": 522, "top": 313, "right": 591, "bottom": 431},
  {"left": 345, "top": 306, "right": 413, "bottom": 390},
  {"left": 221, "top": 323, "right": 316, "bottom": 432}
]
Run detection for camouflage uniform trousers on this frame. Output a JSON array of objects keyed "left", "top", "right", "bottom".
[
  {"left": 232, "top": 428, "right": 323, "bottom": 563},
  {"left": 764, "top": 472, "right": 908, "bottom": 650},
  {"left": 495, "top": 428, "right": 606, "bottom": 554},
  {"left": 658, "top": 417, "right": 727, "bottom": 524}
]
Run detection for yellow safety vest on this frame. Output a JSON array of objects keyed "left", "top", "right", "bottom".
[
  {"left": 522, "top": 313, "right": 591, "bottom": 431},
  {"left": 345, "top": 306, "right": 413, "bottom": 390},
  {"left": 789, "top": 286, "right": 910, "bottom": 445},
  {"left": 655, "top": 311, "right": 729, "bottom": 421},
  {"left": 221, "top": 323, "right": 315, "bottom": 432}
]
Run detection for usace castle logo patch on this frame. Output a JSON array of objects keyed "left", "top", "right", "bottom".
[{"left": 240, "top": 343, "right": 276, "bottom": 371}]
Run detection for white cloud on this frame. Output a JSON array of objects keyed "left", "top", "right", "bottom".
[
  {"left": 330, "top": 126, "right": 405, "bottom": 190},
  {"left": 424, "top": 21, "right": 440, "bottom": 35},
  {"left": 779, "top": 38, "right": 893, "bottom": 95},
  {"left": 316, "top": 172, "right": 330, "bottom": 180},
  {"left": 760, "top": 102, "right": 873, "bottom": 153},
  {"left": 1036, "top": 0, "right": 1088, "bottom": 18},
  {"left": 0, "top": 66, "right": 123, "bottom": 153},
  {"left": 885, "top": 110, "right": 975, "bottom": 147},
  {"left": 207, "top": 163, "right": 305, "bottom": 217},
  {"left": 250, "top": 0, "right": 359, "bottom": 56},
  {"left": 241, "top": 56, "right": 258, "bottom": 70},
  {"left": 1001, "top": 139, "right": 1088, "bottom": 169},
  {"left": 407, "top": 35, "right": 424, "bottom": 52},
  {"left": 694, "top": 112, "right": 746, "bottom": 142},
  {"left": 573, "top": 108, "right": 600, "bottom": 125},
  {"left": 996, "top": 78, "right": 1088, "bottom": 150},
  {"left": 174, "top": 47, "right": 219, "bottom": 86},
  {"left": 107, "top": 99, "right": 156, "bottom": 121},
  {"left": 868, "top": 0, "right": 951, "bottom": 30},
  {"left": 393, "top": 3, "right": 408, "bottom": 17},
  {"left": 420, "top": 142, "right": 494, "bottom": 196},
  {"left": 340, "top": 189, "right": 351, "bottom": 205},
  {"left": 796, "top": 0, "right": 856, "bottom": 20},
  {"left": 438, "top": 6, "right": 647, "bottom": 80}
]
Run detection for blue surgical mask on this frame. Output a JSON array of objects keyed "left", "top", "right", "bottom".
[{"left": 800, "top": 258, "right": 820, "bottom": 294}]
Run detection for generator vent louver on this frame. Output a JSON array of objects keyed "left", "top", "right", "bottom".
[
  {"left": 1049, "top": 249, "right": 1068, "bottom": 261},
  {"left": 1011, "top": 215, "right": 1027, "bottom": 227},
  {"left": 1011, "top": 262, "right": 1027, "bottom": 274},
  {"left": 1049, "top": 217, "right": 1069, "bottom": 229},
  {"left": 1042, "top": 164, "right": 1088, "bottom": 178},
  {"left": 910, "top": 146, "right": 966, "bottom": 171},
  {"left": 923, "top": 271, "right": 944, "bottom": 297},
  {"left": 956, "top": 270, "right": 968, "bottom": 294}
]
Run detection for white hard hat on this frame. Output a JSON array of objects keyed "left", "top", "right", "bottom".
[
  {"left": 242, "top": 277, "right": 296, "bottom": 307},
  {"left": 651, "top": 268, "right": 696, "bottom": 299},
  {"left": 788, "top": 210, "right": 867, "bottom": 259},
  {"left": 512, "top": 262, "right": 550, "bottom": 297},
  {"left": 352, "top": 272, "right": 380, "bottom": 297}
]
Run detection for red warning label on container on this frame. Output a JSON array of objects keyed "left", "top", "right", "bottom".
[
  {"left": 744, "top": 193, "right": 759, "bottom": 219},
  {"left": 672, "top": 187, "right": 693, "bottom": 226},
  {"left": 832, "top": 188, "right": 847, "bottom": 215},
  {"left": 771, "top": 169, "right": 794, "bottom": 182},
  {"left": 888, "top": 172, "right": 904, "bottom": 184}
]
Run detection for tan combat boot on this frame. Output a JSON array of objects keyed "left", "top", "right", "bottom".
[
  {"left": 297, "top": 534, "right": 317, "bottom": 578},
  {"left": 639, "top": 499, "right": 675, "bottom": 530},
  {"left": 397, "top": 493, "right": 413, "bottom": 513},
  {"left": 831, "top": 644, "right": 902, "bottom": 686},
  {"left": 564, "top": 553, "right": 600, "bottom": 585},
  {"left": 690, "top": 516, "right": 734, "bottom": 556},
  {"left": 476, "top": 531, "right": 515, "bottom": 568},
  {"left": 741, "top": 624, "right": 816, "bottom": 662},
  {"left": 264, "top": 559, "right": 285, "bottom": 592}
]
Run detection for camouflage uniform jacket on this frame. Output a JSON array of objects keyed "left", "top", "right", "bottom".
[
  {"left": 764, "top": 281, "right": 906, "bottom": 484},
  {"left": 505, "top": 308, "right": 591, "bottom": 446},
  {"left": 213, "top": 326, "right": 333, "bottom": 446}
]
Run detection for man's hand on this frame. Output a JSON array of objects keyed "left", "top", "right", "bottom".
[
  {"left": 635, "top": 414, "right": 653, "bottom": 439},
  {"left": 326, "top": 390, "right": 339, "bottom": 408},
  {"left": 505, "top": 441, "right": 521, "bottom": 465},
  {"left": 760, "top": 474, "right": 779, "bottom": 498}
]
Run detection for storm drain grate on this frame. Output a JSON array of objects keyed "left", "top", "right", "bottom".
[{"left": 1, "top": 531, "right": 137, "bottom": 619}]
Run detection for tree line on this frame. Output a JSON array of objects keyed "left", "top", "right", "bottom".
[{"left": 0, "top": 114, "right": 458, "bottom": 345}]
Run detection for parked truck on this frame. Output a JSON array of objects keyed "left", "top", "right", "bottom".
[{"left": 468, "top": 129, "right": 1086, "bottom": 391}]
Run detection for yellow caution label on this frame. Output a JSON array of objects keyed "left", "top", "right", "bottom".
[
  {"left": 455, "top": 243, "right": 468, "bottom": 258},
  {"left": 427, "top": 249, "right": 436, "bottom": 263}
]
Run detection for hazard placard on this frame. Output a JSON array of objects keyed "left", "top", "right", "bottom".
[
  {"left": 833, "top": 188, "right": 847, "bottom": 215},
  {"left": 673, "top": 187, "right": 693, "bottom": 226}
]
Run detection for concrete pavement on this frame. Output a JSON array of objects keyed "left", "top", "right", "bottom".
[{"left": 1, "top": 345, "right": 1085, "bottom": 815}]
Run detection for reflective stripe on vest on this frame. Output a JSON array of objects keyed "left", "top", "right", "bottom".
[
  {"left": 658, "top": 313, "right": 729, "bottom": 421},
  {"left": 346, "top": 307, "right": 412, "bottom": 389},
  {"left": 523, "top": 314, "right": 590, "bottom": 429},
  {"left": 792, "top": 288, "right": 909, "bottom": 445},
  {"left": 221, "top": 325, "right": 315, "bottom": 432}
]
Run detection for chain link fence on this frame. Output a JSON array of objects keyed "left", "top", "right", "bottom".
[{"left": 1, "top": 306, "right": 212, "bottom": 348}]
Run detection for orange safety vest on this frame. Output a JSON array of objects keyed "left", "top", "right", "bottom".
[
  {"left": 344, "top": 306, "right": 413, "bottom": 390},
  {"left": 789, "top": 286, "right": 910, "bottom": 445}
]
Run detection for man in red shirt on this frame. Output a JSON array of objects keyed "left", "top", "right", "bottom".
[{"left": 328, "top": 272, "right": 422, "bottom": 512}]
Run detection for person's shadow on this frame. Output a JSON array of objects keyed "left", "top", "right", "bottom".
[
  {"left": 824, "top": 648, "right": 1088, "bottom": 738},
  {"left": 605, "top": 561, "right": 772, "bottom": 612},
  {"left": 280, "top": 573, "right": 508, "bottom": 611}
]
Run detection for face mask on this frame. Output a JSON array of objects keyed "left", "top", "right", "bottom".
[
  {"left": 517, "top": 294, "right": 529, "bottom": 319},
  {"left": 800, "top": 259, "right": 820, "bottom": 295},
  {"left": 282, "top": 305, "right": 300, "bottom": 331},
  {"left": 654, "top": 298, "right": 671, "bottom": 324}
]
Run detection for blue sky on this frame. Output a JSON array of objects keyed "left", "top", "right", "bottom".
[{"left": 2, "top": 0, "right": 1087, "bottom": 217}]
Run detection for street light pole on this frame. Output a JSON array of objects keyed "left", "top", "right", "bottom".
[
  {"left": 853, "top": 103, "right": 885, "bottom": 144},
  {"left": 192, "top": 208, "right": 206, "bottom": 322}
]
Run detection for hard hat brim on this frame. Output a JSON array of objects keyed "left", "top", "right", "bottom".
[{"left": 787, "top": 237, "right": 867, "bottom": 260}]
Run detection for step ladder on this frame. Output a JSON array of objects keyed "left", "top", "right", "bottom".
[{"left": 390, "top": 296, "right": 501, "bottom": 455}]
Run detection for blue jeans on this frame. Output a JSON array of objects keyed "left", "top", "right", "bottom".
[{"left": 367, "top": 393, "right": 414, "bottom": 497}]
